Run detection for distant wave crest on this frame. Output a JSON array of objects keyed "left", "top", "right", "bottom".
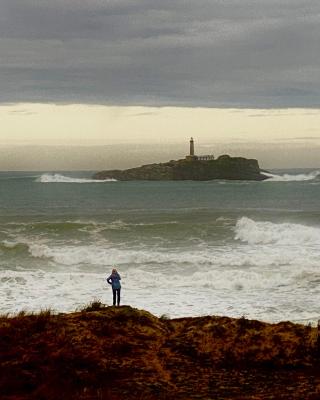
[
  {"left": 37, "top": 173, "right": 117, "bottom": 183},
  {"left": 263, "top": 170, "right": 320, "bottom": 182}
]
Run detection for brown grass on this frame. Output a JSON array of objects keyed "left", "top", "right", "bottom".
[{"left": 1, "top": 306, "right": 320, "bottom": 399}]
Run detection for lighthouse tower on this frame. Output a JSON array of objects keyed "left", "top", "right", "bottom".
[
  {"left": 186, "top": 137, "right": 198, "bottom": 160},
  {"left": 190, "top": 137, "right": 195, "bottom": 156}
]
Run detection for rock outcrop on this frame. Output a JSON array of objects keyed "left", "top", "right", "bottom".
[
  {"left": 1, "top": 305, "right": 320, "bottom": 399},
  {"left": 93, "top": 155, "right": 268, "bottom": 181}
]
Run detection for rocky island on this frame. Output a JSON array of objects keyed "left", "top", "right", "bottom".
[
  {"left": 94, "top": 138, "right": 268, "bottom": 181},
  {"left": 93, "top": 140, "right": 268, "bottom": 181},
  {"left": 1, "top": 304, "right": 320, "bottom": 400}
]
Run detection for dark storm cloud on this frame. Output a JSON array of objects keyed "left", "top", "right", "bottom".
[{"left": 0, "top": 0, "right": 320, "bottom": 107}]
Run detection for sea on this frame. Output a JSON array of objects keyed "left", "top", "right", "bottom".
[{"left": 1, "top": 169, "right": 320, "bottom": 324}]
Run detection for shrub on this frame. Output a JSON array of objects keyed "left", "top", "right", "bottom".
[
  {"left": 159, "top": 314, "right": 170, "bottom": 321},
  {"left": 81, "top": 300, "right": 106, "bottom": 312}
]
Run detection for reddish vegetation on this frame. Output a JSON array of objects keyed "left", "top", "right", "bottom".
[{"left": 1, "top": 304, "right": 320, "bottom": 399}]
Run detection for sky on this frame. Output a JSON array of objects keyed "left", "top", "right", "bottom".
[{"left": 0, "top": 0, "right": 320, "bottom": 169}]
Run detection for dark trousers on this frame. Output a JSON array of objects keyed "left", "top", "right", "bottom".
[{"left": 112, "top": 288, "right": 121, "bottom": 306}]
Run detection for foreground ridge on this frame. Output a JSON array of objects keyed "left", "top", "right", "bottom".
[{"left": 1, "top": 305, "right": 320, "bottom": 399}]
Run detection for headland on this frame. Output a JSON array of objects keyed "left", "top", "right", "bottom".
[{"left": 1, "top": 304, "right": 320, "bottom": 399}]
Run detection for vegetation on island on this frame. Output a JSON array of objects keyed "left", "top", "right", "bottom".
[{"left": 1, "top": 304, "right": 320, "bottom": 399}]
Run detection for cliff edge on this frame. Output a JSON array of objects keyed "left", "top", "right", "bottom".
[
  {"left": 1, "top": 305, "right": 320, "bottom": 400},
  {"left": 93, "top": 155, "right": 268, "bottom": 181}
]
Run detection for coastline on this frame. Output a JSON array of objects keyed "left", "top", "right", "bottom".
[{"left": 1, "top": 304, "right": 320, "bottom": 399}]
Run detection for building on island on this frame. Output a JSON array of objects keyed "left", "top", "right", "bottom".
[{"left": 185, "top": 137, "right": 214, "bottom": 161}]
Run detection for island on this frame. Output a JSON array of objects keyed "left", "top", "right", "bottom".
[
  {"left": 1, "top": 304, "right": 320, "bottom": 399},
  {"left": 93, "top": 138, "right": 268, "bottom": 181}
]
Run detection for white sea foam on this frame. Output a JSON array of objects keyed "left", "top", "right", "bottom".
[
  {"left": 37, "top": 173, "right": 117, "bottom": 183},
  {"left": 235, "top": 217, "right": 320, "bottom": 245},
  {"left": 1, "top": 257, "right": 320, "bottom": 322},
  {"left": 0, "top": 238, "right": 31, "bottom": 251},
  {"left": 2, "top": 240, "right": 20, "bottom": 249},
  {"left": 263, "top": 170, "right": 320, "bottom": 182},
  {"left": 22, "top": 234, "right": 320, "bottom": 271},
  {"left": 27, "top": 243, "right": 211, "bottom": 266}
]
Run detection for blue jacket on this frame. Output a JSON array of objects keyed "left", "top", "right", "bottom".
[{"left": 107, "top": 273, "right": 121, "bottom": 290}]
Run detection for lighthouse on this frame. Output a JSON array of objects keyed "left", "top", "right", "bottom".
[
  {"left": 185, "top": 137, "right": 214, "bottom": 161},
  {"left": 186, "top": 137, "right": 197, "bottom": 161},
  {"left": 190, "top": 137, "right": 195, "bottom": 156}
]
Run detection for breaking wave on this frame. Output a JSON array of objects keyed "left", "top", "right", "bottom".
[
  {"left": 37, "top": 173, "right": 117, "bottom": 183},
  {"left": 263, "top": 170, "right": 320, "bottom": 182},
  {"left": 0, "top": 240, "right": 29, "bottom": 252},
  {"left": 1, "top": 227, "right": 316, "bottom": 271},
  {"left": 235, "top": 217, "right": 320, "bottom": 246},
  {"left": 3, "top": 217, "right": 320, "bottom": 269}
]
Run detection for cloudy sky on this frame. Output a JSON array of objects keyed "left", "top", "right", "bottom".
[{"left": 1, "top": 0, "right": 320, "bottom": 169}]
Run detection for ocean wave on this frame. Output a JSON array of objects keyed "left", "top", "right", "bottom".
[
  {"left": 27, "top": 243, "right": 210, "bottom": 266},
  {"left": 235, "top": 217, "right": 320, "bottom": 246},
  {"left": 0, "top": 240, "right": 29, "bottom": 252},
  {"left": 37, "top": 173, "right": 117, "bottom": 183},
  {"left": 1, "top": 219, "right": 179, "bottom": 236},
  {"left": 22, "top": 237, "right": 320, "bottom": 270},
  {"left": 3, "top": 216, "right": 320, "bottom": 269},
  {"left": 263, "top": 170, "right": 320, "bottom": 182}
]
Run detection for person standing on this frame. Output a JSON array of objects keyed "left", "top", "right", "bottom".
[{"left": 107, "top": 268, "right": 121, "bottom": 306}]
